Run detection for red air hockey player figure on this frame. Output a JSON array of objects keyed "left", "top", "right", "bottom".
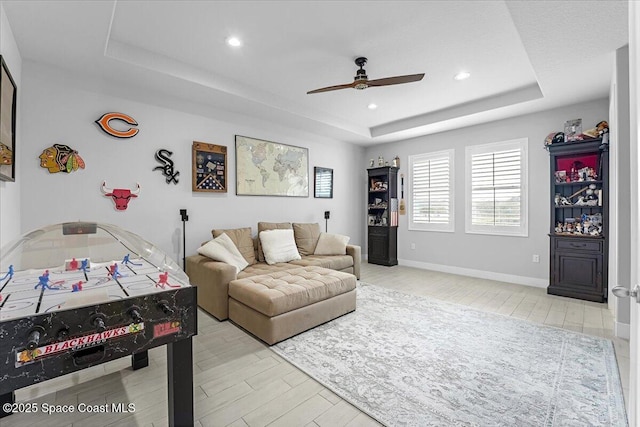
[
  {"left": 72, "top": 281, "right": 83, "bottom": 292},
  {"left": 156, "top": 271, "right": 179, "bottom": 289},
  {"left": 109, "top": 263, "right": 123, "bottom": 280}
]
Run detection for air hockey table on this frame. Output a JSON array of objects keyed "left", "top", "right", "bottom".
[{"left": 0, "top": 222, "right": 197, "bottom": 426}]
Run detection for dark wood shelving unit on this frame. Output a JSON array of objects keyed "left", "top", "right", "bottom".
[
  {"left": 367, "top": 166, "right": 398, "bottom": 266},
  {"left": 547, "top": 139, "right": 609, "bottom": 302}
]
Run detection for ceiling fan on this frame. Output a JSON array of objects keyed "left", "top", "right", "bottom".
[{"left": 307, "top": 57, "right": 425, "bottom": 95}]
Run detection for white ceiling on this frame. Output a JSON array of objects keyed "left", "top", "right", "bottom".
[{"left": 2, "top": 0, "right": 629, "bottom": 145}]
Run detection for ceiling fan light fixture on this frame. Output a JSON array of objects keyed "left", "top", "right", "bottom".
[
  {"left": 454, "top": 71, "right": 471, "bottom": 81},
  {"left": 355, "top": 83, "right": 369, "bottom": 90},
  {"left": 226, "top": 36, "right": 242, "bottom": 47}
]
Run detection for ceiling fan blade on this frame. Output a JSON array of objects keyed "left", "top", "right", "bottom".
[
  {"left": 307, "top": 82, "right": 355, "bottom": 94},
  {"left": 366, "top": 73, "right": 425, "bottom": 87}
]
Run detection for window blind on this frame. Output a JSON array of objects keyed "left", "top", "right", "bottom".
[{"left": 409, "top": 150, "right": 453, "bottom": 232}]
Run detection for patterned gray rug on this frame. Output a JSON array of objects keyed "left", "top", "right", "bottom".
[{"left": 272, "top": 283, "right": 628, "bottom": 427}]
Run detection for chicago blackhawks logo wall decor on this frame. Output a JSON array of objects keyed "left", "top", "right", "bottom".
[
  {"left": 95, "top": 112, "right": 139, "bottom": 138},
  {"left": 39, "top": 144, "right": 85, "bottom": 174}
]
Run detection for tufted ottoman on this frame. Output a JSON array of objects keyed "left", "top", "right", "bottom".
[{"left": 228, "top": 266, "right": 356, "bottom": 345}]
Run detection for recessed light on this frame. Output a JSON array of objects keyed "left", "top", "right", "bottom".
[
  {"left": 226, "top": 36, "right": 242, "bottom": 47},
  {"left": 454, "top": 71, "right": 471, "bottom": 81},
  {"left": 368, "top": 103, "right": 378, "bottom": 110}
]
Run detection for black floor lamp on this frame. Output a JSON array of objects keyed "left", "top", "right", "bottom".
[
  {"left": 324, "top": 211, "right": 330, "bottom": 232},
  {"left": 180, "top": 209, "right": 189, "bottom": 270}
]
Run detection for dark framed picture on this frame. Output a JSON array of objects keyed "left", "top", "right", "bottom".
[
  {"left": 314, "top": 166, "right": 333, "bottom": 198},
  {"left": 192, "top": 141, "right": 227, "bottom": 192},
  {"left": 235, "top": 135, "right": 309, "bottom": 197},
  {"left": 0, "top": 55, "right": 17, "bottom": 182}
]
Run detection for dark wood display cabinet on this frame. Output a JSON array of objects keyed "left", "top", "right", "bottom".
[
  {"left": 547, "top": 138, "right": 608, "bottom": 302},
  {"left": 367, "top": 166, "right": 398, "bottom": 266}
]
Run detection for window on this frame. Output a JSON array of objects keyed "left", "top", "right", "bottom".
[
  {"left": 409, "top": 149, "right": 454, "bottom": 232},
  {"left": 465, "top": 138, "right": 528, "bottom": 236}
]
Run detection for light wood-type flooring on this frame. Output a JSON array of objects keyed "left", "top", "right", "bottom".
[{"left": 3, "top": 263, "right": 630, "bottom": 426}]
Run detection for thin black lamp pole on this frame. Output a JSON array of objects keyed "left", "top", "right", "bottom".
[
  {"left": 324, "top": 211, "right": 330, "bottom": 232},
  {"left": 180, "top": 209, "right": 189, "bottom": 270}
]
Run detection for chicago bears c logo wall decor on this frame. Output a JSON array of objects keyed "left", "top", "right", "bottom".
[{"left": 95, "top": 112, "right": 139, "bottom": 138}]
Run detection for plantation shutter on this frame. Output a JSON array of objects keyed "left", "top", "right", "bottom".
[
  {"left": 409, "top": 150, "right": 453, "bottom": 232},
  {"left": 466, "top": 139, "right": 528, "bottom": 236}
]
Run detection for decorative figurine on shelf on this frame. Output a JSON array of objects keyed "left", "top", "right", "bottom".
[
  {"left": 369, "top": 159, "right": 375, "bottom": 168},
  {"left": 378, "top": 156, "right": 384, "bottom": 166},
  {"left": 393, "top": 156, "right": 400, "bottom": 168},
  {"left": 0, "top": 265, "right": 14, "bottom": 281}
]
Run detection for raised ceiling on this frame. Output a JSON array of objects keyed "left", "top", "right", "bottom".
[{"left": 3, "top": 1, "right": 629, "bottom": 145}]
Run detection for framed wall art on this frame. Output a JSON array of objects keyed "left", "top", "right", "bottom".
[
  {"left": 314, "top": 166, "right": 333, "bottom": 198},
  {"left": 235, "top": 135, "right": 308, "bottom": 197},
  {"left": 0, "top": 55, "right": 17, "bottom": 182},
  {"left": 192, "top": 141, "right": 227, "bottom": 192}
]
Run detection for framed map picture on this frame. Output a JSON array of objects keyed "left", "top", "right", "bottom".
[
  {"left": 192, "top": 141, "right": 227, "bottom": 192},
  {"left": 235, "top": 135, "right": 309, "bottom": 197}
]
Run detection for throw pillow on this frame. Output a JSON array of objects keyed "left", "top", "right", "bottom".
[
  {"left": 257, "top": 222, "right": 292, "bottom": 262},
  {"left": 314, "top": 232, "right": 350, "bottom": 255},
  {"left": 212, "top": 227, "right": 256, "bottom": 265},
  {"left": 259, "top": 229, "right": 301, "bottom": 265},
  {"left": 198, "top": 233, "right": 249, "bottom": 274},
  {"left": 292, "top": 223, "right": 321, "bottom": 256}
]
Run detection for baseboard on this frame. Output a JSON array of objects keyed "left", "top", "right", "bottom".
[
  {"left": 397, "top": 258, "right": 548, "bottom": 289},
  {"left": 614, "top": 321, "right": 630, "bottom": 339}
]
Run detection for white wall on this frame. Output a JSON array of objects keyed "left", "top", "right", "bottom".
[
  {"left": 366, "top": 100, "right": 609, "bottom": 285},
  {"left": 0, "top": 2, "right": 22, "bottom": 250},
  {"left": 20, "top": 61, "right": 365, "bottom": 267}
]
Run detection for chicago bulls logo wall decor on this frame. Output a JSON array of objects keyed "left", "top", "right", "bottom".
[
  {"left": 101, "top": 181, "right": 140, "bottom": 211},
  {"left": 95, "top": 112, "right": 139, "bottom": 138}
]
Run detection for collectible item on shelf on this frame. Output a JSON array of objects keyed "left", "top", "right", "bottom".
[
  {"left": 95, "top": 112, "right": 139, "bottom": 138},
  {"left": 39, "top": 144, "right": 85, "bottom": 174},
  {"left": 378, "top": 156, "right": 384, "bottom": 166},
  {"left": 100, "top": 181, "right": 140, "bottom": 211},
  {"left": 544, "top": 132, "right": 565, "bottom": 147},
  {"left": 563, "top": 119, "right": 582, "bottom": 141},
  {"left": 0, "top": 222, "right": 197, "bottom": 424},
  {"left": 369, "top": 159, "right": 375, "bottom": 168},
  {"left": 393, "top": 156, "right": 400, "bottom": 168},
  {"left": 153, "top": 149, "right": 179, "bottom": 184}
]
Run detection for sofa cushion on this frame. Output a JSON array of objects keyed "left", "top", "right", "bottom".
[
  {"left": 292, "top": 223, "right": 321, "bottom": 256},
  {"left": 237, "top": 262, "right": 299, "bottom": 279},
  {"left": 314, "top": 232, "right": 350, "bottom": 255},
  {"left": 229, "top": 266, "right": 356, "bottom": 317},
  {"left": 289, "top": 254, "right": 354, "bottom": 271},
  {"left": 212, "top": 227, "right": 256, "bottom": 265},
  {"left": 257, "top": 222, "right": 292, "bottom": 262},
  {"left": 197, "top": 233, "right": 248, "bottom": 274},
  {"left": 259, "top": 229, "right": 301, "bottom": 265}
]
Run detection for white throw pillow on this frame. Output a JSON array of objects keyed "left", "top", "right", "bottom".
[
  {"left": 314, "top": 232, "right": 350, "bottom": 255},
  {"left": 259, "top": 229, "right": 301, "bottom": 265},
  {"left": 197, "top": 232, "right": 249, "bottom": 273}
]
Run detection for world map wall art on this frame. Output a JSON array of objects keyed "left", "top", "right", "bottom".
[{"left": 235, "top": 135, "right": 308, "bottom": 197}]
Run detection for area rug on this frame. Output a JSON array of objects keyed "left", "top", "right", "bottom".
[{"left": 271, "top": 283, "right": 628, "bottom": 426}]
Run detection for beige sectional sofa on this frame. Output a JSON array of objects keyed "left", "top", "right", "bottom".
[{"left": 185, "top": 222, "right": 361, "bottom": 344}]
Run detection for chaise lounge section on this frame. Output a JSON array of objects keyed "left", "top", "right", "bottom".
[{"left": 185, "top": 222, "right": 361, "bottom": 344}]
